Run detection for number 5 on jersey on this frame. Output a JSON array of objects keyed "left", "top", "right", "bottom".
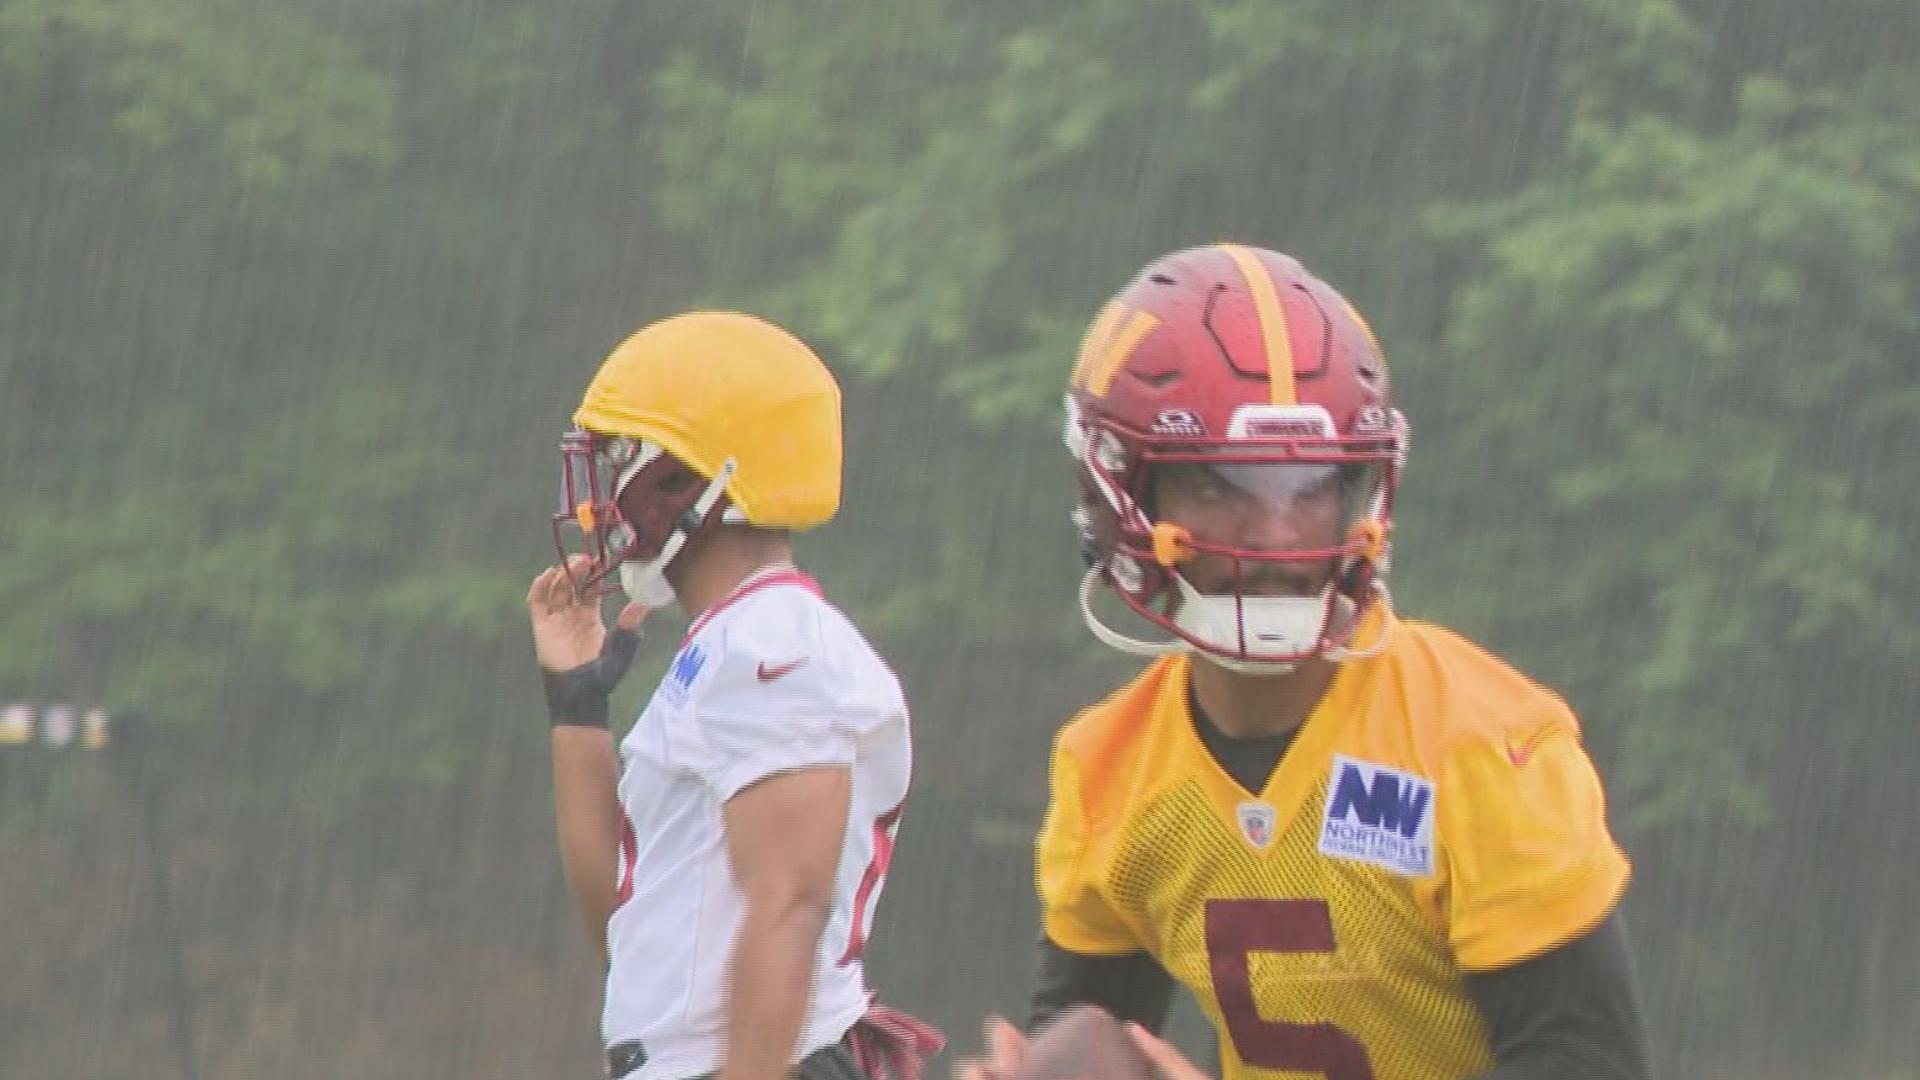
[{"left": 1206, "top": 898, "right": 1374, "bottom": 1080}]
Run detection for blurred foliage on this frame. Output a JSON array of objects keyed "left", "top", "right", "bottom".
[
  {"left": 2, "top": 0, "right": 1915, "bottom": 1076},
  {"left": 0, "top": 0, "right": 396, "bottom": 182}
]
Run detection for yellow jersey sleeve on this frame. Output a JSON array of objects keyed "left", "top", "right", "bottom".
[
  {"left": 1035, "top": 738, "right": 1142, "bottom": 956},
  {"left": 1440, "top": 707, "right": 1631, "bottom": 971}
]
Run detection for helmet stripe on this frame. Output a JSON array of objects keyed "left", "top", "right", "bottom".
[
  {"left": 1075, "top": 302, "right": 1161, "bottom": 397},
  {"left": 1070, "top": 300, "right": 1127, "bottom": 390},
  {"left": 1342, "top": 297, "right": 1384, "bottom": 362},
  {"left": 1221, "top": 244, "right": 1296, "bottom": 405}
]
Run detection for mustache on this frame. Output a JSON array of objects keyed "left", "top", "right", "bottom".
[{"left": 1184, "top": 568, "right": 1329, "bottom": 597}]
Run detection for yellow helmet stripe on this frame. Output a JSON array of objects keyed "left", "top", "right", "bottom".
[
  {"left": 1343, "top": 297, "right": 1384, "bottom": 362},
  {"left": 1071, "top": 300, "right": 1127, "bottom": 390},
  {"left": 1222, "top": 244, "right": 1295, "bottom": 405},
  {"left": 1075, "top": 302, "right": 1161, "bottom": 398}
]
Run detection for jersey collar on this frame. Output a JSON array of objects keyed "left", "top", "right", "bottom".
[{"left": 681, "top": 564, "right": 822, "bottom": 646}]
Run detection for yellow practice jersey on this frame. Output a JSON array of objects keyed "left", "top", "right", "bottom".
[{"left": 1036, "top": 618, "right": 1631, "bottom": 1080}]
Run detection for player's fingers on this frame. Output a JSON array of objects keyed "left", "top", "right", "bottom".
[
  {"left": 615, "top": 601, "right": 648, "bottom": 632},
  {"left": 1126, "top": 1025, "right": 1209, "bottom": 1080},
  {"left": 984, "top": 1017, "right": 1027, "bottom": 1072},
  {"left": 952, "top": 1060, "right": 995, "bottom": 1080},
  {"left": 527, "top": 565, "right": 562, "bottom": 610},
  {"left": 548, "top": 555, "right": 609, "bottom": 607},
  {"left": 948, "top": 1018, "right": 1019, "bottom": 1080}
]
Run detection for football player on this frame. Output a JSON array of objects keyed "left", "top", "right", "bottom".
[
  {"left": 527, "top": 311, "right": 942, "bottom": 1080},
  {"left": 984, "top": 245, "right": 1651, "bottom": 1079}
]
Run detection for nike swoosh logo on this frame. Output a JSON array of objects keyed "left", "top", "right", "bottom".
[
  {"left": 756, "top": 658, "right": 809, "bottom": 682},
  {"left": 1506, "top": 740, "right": 1537, "bottom": 768}
]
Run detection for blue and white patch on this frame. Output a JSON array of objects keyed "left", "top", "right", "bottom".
[
  {"left": 1317, "top": 754, "right": 1436, "bottom": 878},
  {"left": 660, "top": 642, "right": 709, "bottom": 706}
]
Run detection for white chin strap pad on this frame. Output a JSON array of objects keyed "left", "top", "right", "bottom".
[
  {"left": 614, "top": 457, "right": 739, "bottom": 608},
  {"left": 619, "top": 556, "right": 679, "bottom": 609},
  {"left": 1170, "top": 573, "right": 1332, "bottom": 660},
  {"left": 1080, "top": 566, "right": 1395, "bottom": 673},
  {"left": 1077, "top": 568, "right": 1302, "bottom": 675}
]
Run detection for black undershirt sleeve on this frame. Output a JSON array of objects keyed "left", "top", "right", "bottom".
[
  {"left": 1028, "top": 937, "right": 1177, "bottom": 1035},
  {"left": 1464, "top": 912, "right": 1653, "bottom": 1080}
]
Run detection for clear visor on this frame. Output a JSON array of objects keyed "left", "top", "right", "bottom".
[{"left": 1153, "top": 458, "right": 1384, "bottom": 534}]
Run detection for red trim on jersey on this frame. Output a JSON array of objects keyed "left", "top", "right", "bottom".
[
  {"left": 839, "top": 799, "right": 906, "bottom": 966},
  {"left": 614, "top": 814, "right": 640, "bottom": 908},
  {"left": 680, "top": 567, "right": 822, "bottom": 647}
]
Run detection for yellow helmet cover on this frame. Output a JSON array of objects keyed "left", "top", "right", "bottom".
[{"left": 574, "top": 310, "right": 843, "bottom": 529}]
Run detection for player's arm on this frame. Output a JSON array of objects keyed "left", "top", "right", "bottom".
[
  {"left": 718, "top": 765, "right": 853, "bottom": 1080},
  {"left": 1442, "top": 702, "right": 1647, "bottom": 1080},
  {"left": 1031, "top": 732, "right": 1170, "bottom": 1034},
  {"left": 1028, "top": 938, "right": 1176, "bottom": 1034},
  {"left": 550, "top": 727, "right": 622, "bottom": 959},
  {"left": 528, "top": 562, "right": 645, "bottom": 962},
  {"left": 1464, "top": 911, "right": 1651, "bottom": 1080}
]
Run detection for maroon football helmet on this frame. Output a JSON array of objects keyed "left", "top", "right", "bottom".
[{"left": 1065, "top": 244, "right": 1407, "bottom": 669}]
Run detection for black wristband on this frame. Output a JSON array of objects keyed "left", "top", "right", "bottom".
[
  {"left": 543, "top": 664, "right": 613, "bottom": 728},
  {"left": 542, "top": 625, "right": 643, "bottom": 729}
]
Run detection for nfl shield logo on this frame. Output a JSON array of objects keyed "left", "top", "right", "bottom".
[{"left": 1236, "top": 801, "right": 1277, "bottom": 850}]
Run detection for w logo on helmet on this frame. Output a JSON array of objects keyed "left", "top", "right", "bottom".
[{"left": 1070, "top": 301, "right": 1160, "bottom": 397}]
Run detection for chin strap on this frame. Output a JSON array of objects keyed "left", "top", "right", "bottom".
[
  {"left": 1079, "top": 567, "right": 1397, "bottom": 669},
  {"left": 1078, "top": 567, "right": 1186, "bottom": 659},
  {"left": 1078, "top": 566, "right": 1298, "bottom": 674},
  {"left": 615, "top": 457, "right": 739, "bottom": 603},
  {"left": 1323, "top": 580, "right": 1396, "bottom": 662}
]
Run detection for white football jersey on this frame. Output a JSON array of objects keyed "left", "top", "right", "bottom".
[{"left": 602, "top": 568, "right": 912, "bottom": 1080}]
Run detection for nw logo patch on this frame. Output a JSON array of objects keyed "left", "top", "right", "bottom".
[{"left": 1317, "top": 754, "right": 1436, "bottom": 877}]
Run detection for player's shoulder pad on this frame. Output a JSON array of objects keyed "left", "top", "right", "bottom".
[
  {"left": 1392, "top": 620, "right": 1583, "bottom": 758},
  {"left": 700, "top": 587, "right": 829, "bottom": 689},
  {"left": 711, "top": 583, "right": 826, "bottom": 650},
  {"left": 1055, "top": 655, "right": 1181, "bottom": 755},
  {"left": 1050, "top": 655, "right": 1185, "bottom": 824},
  {"left": 698, "top": 584, "right": 902, "bottom": 721}
]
